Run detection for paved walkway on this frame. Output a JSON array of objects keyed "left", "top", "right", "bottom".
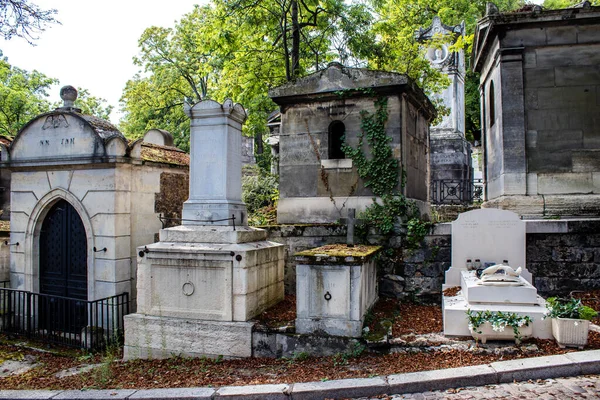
[{"left": 369, "top": 374, "right": 600, "bottom": 399}]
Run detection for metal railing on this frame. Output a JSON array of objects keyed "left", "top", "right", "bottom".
[
  {"left": 0, "top": 289, "right": 129, "bottom": 350},
  {"left": 0, "top": 280, "right": 9, "bottom": 288},
  {"left": 430, "top": 178, "right": 484, "bottom": 205}
]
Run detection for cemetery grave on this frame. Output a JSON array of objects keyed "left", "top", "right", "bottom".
[{"left": 1, "top": 291, "right": 600, "bottom": 390}]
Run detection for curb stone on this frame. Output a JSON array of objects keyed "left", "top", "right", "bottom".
[{"left": 0, "top": 350, "right": 598, "bottom": 399}]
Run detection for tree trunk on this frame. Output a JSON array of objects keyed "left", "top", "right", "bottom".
[{"left": 291, "top": 0, "right": 300, "bottom": 79}]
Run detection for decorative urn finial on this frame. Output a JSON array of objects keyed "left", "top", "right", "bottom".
[{"left": 60, "top": 85, "right": 78, "bottom": 108}]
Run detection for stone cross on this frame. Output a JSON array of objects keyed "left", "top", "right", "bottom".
[{"left": 343, "top": 208, "right": 364, "bottom": 247}]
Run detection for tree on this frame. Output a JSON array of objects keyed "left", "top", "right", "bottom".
[
  {"left": 0, "top": 53, "right": 56, "bottom": 137},
  {"left": 0, "top": 0, "right": 58, "bottom": 44},
  {"left": 120, "top": 5, "right": 225, "bottom": 151},
  {"left": 120, "top": 1, "right": 373, "bottom": 156},
  {"left": 544, "top": 0, "right": 600, "bottom": 8},
  {"left": 365, "top": 0, "right": 525, "bottom": 141}
]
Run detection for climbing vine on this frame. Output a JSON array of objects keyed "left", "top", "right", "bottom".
[{"left": 341, "top": 97, "right": 431, "bottom": 246}]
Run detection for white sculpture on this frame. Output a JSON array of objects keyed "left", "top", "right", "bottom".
[{"left": 480, "top": 263, "right": 523, "bottom": 285}]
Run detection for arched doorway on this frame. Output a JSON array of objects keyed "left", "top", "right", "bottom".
[{"left": 39, "top": 199, "right": 88, "bottom": 332}]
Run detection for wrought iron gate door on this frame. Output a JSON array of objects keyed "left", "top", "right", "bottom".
[{"left": 39, "top": 200, "right": 88, "bottom": 333}]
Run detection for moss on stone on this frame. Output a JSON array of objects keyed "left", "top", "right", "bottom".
[{"left": 295, "top": 244, "right": 381, "bottom": 258}]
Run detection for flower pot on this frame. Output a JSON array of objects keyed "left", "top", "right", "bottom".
[
  {"left": 469, "top": 322, "right": 533, "bottom": 344},
  {"left": 551, "top": 317, "right": 590, "bottom": 349}
]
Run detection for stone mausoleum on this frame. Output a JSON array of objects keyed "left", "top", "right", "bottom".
[
  {"left": 472, "top": 2, "right": 600, "bottom": 216},
  {"left": 269, "top": 63, "right": 436, "bottom": 223},
  {"left": 1, "top": 86, "right": 189, "bottom": 313}
]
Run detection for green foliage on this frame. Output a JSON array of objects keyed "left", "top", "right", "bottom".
[
  {"left": 545, "top": 297, "right": 598, "bottom": 321},
  {"left": 332, "top": 342, "right": 366, "bottom": 366},
  {"left": 0, "top": 54, "right": 56, "bottom": 137},
  {"left": 341, "top": 98, "right": 430, "bottom": 248},
  {"left": 242, "top": 168, "right": 279, "bottom": 226},
  {"left": 543, "top": 0, "right": 600, "bottom": 8},
  {"left": 466, "top": 309, "right": 533, "bottom": 341},
  {"left": 342, "top": 97, "right": 398, "bottom": 197},
  {"left": 286, "top": 351, "right": 310, "bottom": 365}
]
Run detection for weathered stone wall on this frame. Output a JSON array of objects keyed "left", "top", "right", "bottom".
[
  {"left": 265, "top": 225, "right": 346, "bottom": 294},
  {"left": 279, "top": 96, "right": 401, "bottom": 201},
  {"left": 264, "top": 219, "right": 600, "bottom": 302},
  {"left": 520, "top": 26, "right": 600, "bottom": 196},
  {"left": 474, "top": 7, "right": 600, "bottom": 215},
  {"left": 527, "top": 220, "right": 600, "bottom": 296}
]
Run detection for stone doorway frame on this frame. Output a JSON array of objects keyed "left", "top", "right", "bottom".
[{"left": 24, "top": 188, "right": 95, "bottom": 299}]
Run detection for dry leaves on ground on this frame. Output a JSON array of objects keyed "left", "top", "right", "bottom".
[{"left": 1, "top": 296, "right": 599, "bottom": 391}]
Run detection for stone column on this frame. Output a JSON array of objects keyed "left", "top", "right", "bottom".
[{"left": 182, "top": 99, "right": 248, "bottom": 226}]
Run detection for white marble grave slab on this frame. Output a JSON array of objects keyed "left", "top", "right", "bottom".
[
  {"left": 461, "top": 271, "right": 538, "bottom": 305},
  {"left": 442, "top": 294, "right": 552, "bottom": 339},
  {"left": 445, "top": 209, "right": 530, "bottom": 287}
]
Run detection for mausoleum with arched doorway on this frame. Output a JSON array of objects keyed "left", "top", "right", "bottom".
[{"left": 0, "top": 87, "right": 190, "bottom": 347}]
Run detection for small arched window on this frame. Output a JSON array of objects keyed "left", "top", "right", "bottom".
[
  {"left": 328, "top": 121, "right": 346, "bottom": 159},
  {"left": 489, "top": 81, "right": 495, "bottom": 127}
]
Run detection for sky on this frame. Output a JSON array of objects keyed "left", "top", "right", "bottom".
[{"left": 0, "top": 0, "right": 207, "bottom": 124}]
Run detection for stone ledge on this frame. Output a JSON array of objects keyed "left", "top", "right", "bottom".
[{"left": 290, "top": 377, "right": 389, "bottom": 400}]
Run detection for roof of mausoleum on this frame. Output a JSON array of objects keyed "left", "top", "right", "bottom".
[
  {"left": 472, "top": 1, "right": 600, "bottom": 72},
  {"left": 140, "top": 142, "right": 189, "bottom": 166},
  {"left": 79, "top": 114, "right": 125, "bottom": 141},
  {"left": 0, "top": 136, "right": 12, "bottom": 147},
  {"left": 268, "top": 63, "right": 436, "bottom": 119}
]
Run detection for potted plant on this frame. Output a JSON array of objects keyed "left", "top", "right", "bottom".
[
  {"left": 545, "top": 297, "right": 597, "bottom": 349},
  {"left": 466, "top": 309, "right": 533, "bottom": 344}
]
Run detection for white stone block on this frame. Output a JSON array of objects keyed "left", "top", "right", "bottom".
[
  {"left": 94, "top": 279, "right": 131, "bottom": 300},
  {"left": 129, "top": 166, "right": 159, "bottom": 194},
  {"left": 10, "top": 192, "right": 38, "bottom": 214},
  {"left": 461, "top": 271, "right": 538, "bottom": 305},
  {"left": 94, "top": 258, "right": 131, "bottom": 283},
  {"left": 11, "top": 171, "right": 51, "bottom": 200},
  {"left": 83, "top": 190, "right": 131, "bottom": 217},
  {"left": 123, "top": 314, "right": 253, "bottom": 359},
  {"left": 526, "top": 173, "right": 538, "bottom": 195},
  {"left": 47, "top": 170, "right": 73, "bottom": 190},
  {"left": 295, "top": 250, "right": 379, "bottom": 337},
  {"left": 159, "top": 225, "right": 267, "bottom": 244},
  {"left": 446, "top": 209, "right": 530, "bottom": 287},
  {"left": 538, "top": 172, "right": 594, "bottom": 195},
  {"left": 92, "top": 235, "right": 131, "bottom": 260},
  {"left": 69, "top": 169, "right": 117, "bottom": 200},
  {"left": 443, "top": 294, "right": 552, "bottom": 339},
  {"left": 9, "top": 252, "right": 24, "bottom": 274},
  {"left": 90, "top": 213, "right": 131, "bottom": 237}
]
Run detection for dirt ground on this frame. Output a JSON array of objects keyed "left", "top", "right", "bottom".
[{"left": 1, "top": 291, "right": 599, "bottom": 391}]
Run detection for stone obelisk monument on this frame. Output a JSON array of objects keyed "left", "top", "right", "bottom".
[
  {"left": 124, "top": 99, "right": 284, "bottom": 359},
  {"left": 417, "top": 17, "right": 473, "bottom": 202}
]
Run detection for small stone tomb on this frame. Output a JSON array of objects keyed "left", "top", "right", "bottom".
[
  {"left": 295, "top": 244, "right": 380, "bottom": 337},
  {"left": 443, "top": 209, "right": 552, "bottom": 339}
]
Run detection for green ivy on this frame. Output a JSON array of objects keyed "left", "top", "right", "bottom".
[
  {"left": 341, "top": 97, "right": 430, "bottom": 248},
  {"left": 342, "top": 97, "right": 398, "bottom": 197}
]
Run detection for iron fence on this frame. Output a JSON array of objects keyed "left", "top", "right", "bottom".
[
  {"left": 0, "top": 289, "right": 129, "bottom": 350},
  {"left": 430, "top": 178, "right": 484, "bottom": 205}
]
